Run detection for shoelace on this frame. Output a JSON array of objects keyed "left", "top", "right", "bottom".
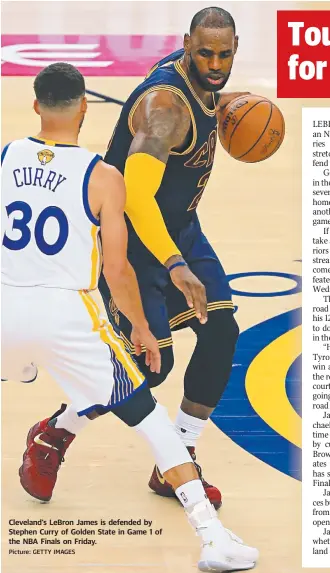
[
  {"left": 36, "top": 449, "right": 61, "bottom": 477},
  {"left": 36, "top": 437, "right": 68, "bottom": 476}
]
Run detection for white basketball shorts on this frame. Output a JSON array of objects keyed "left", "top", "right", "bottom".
[{"left": 1, "top": 285, "right": 145, "bottom": 415}]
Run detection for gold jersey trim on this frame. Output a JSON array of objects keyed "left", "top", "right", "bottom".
[
  {"left": 28, "top": 136, "right": 79, "bottom": 147},
  {"left": 144, "top": 59, "right": 175, "bottom": 80},
  {"left": 89, "top": 225, "right": 102, "bottom": 290},
  {"left": 144, "top": 62, "right": 160, "bottom": 80},
  {"left": 79, "top": 290, "right": 144, "bottom": 389},
  {"left": 121, "top": 331, "right": 173, "bottom": 354},
  {"left": 106, "top": 120, "right": 119, "bottom": 154},
  {"left": 127, "top": 85, "right": 197, "bottom": 156},
  {"left": 169, "top": 301, "right": 234, "bottom": 329},
  {"left": 174, "top": 61, "right": 216, "bottom": 117}
]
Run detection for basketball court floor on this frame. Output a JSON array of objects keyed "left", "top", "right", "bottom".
[{"left": 1, "top": 1, "right": 329, "bottom": 572}]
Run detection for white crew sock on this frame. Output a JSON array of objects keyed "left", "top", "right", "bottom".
[
  {"left": 175, "top": 479, "right": 208, "bottom": 508},
  {"left": 54, "top": 405, "right": 89, "bottom": 434},
  {"left": 175, "top": 409, "right": 208, "bottom": 447}
]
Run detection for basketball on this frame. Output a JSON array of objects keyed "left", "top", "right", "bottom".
[{"left": 218, "top": 95, "right": 285, "bottom": 163}]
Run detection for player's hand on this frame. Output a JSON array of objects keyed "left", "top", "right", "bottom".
[
  {"left": 131, "top": 324, "right": 161, "bottom": 374},
  {"left": 216, "top": 92, "right": 251, "bottom": 113},
  {"left": 170, "top": 266, "right": 208, "bottom": 324}
]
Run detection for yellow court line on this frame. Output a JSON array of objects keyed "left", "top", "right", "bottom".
[{"left": 245, "top": 325, "right": 302, "bottom": 448}]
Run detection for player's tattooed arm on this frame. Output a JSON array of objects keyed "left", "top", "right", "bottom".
[
  {"left": 124, "top": 90, "right": 207, "bottom": 324},
  {"left": 123, "top": 90, "right": 191, "bottom": 267},
  {"left": 129, "top": 89, "right": 192, "bottom": 161}
]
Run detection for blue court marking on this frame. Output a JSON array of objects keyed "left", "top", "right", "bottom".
[
  {"left": 286, "top": 355, "right": 301, "bottom": 417},
  {"left": 211, "top": 308, "right": 302, "bottom": 480},
  {"left": 228, "top": 272, "right": 301, "bottom": 297}
]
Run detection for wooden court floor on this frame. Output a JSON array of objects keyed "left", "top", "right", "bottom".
[{"left": 2, "top": 2, "right": 330, "bottom": 572}]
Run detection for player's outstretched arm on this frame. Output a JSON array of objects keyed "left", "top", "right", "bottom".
[
  {"left": 88, "top": 162, "right": 161, "bottom": 373},
  {"left": 125, "top": 89, "right": 190, "bottom": 265},
  {"left": 124, "top": 90, "right": 207, "bottom": 324}
]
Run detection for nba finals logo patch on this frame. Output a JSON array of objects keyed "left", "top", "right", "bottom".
[{"left": 37, "top": 149, "right": 55, "bottom": 166}]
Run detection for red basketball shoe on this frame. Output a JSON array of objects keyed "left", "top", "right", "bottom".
[
  {"left": 148, "top": 446, "right": 222, "bottom": 509},
  {"left": 19, "top": 404, "right": 75, "bottom": 502}
]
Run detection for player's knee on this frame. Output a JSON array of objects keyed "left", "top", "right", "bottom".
[
  {"left": 111, "top": 385, "right": 157, "bottom": 427},
  {"left": 145, "top": 346, "right": 174, "bottom": 388},
  {"left": 199, "top": 308, "right": 239, "bottom": 352},
  {"left": 184, "top": 309, "right": 239, "bottom": 408}
]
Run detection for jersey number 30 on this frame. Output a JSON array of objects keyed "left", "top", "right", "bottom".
[{"left": 3, "top": 201, "right": 69, "bottom": 255}]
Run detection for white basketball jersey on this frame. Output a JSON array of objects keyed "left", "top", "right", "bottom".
[{"left": 1, "top": 137, "right": 102, "bottom": 290}]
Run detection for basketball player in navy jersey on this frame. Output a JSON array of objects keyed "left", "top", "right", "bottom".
[{"left": 21, "top": 7, "right": 249, "bottom": 510}]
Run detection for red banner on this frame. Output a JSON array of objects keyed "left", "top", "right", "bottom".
[{"left": 277, "top": 11, "right": 330, "bottom": 98}]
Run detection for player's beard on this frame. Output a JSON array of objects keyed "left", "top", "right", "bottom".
[{"left": 188, "top": 54, "right": 232, "bottom": 93}]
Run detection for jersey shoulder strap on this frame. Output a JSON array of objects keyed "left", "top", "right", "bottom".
[
  {"left": 145, "top": 48, "right": 184, "bottom": 79},
  {"left": 1, "top": 142, "right": 12, "bottom": 164}
]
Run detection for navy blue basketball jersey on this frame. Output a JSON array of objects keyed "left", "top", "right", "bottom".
[{"left": 104, "top": 49, "right": 218, "bottom": 231}]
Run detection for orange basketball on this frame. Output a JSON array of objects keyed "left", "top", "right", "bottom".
[{"left": 218, "top": 95, "right": 285, "bottom": 163}]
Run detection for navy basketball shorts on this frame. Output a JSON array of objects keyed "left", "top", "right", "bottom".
[{"left": 99, "top": 215, "right": 233, "bottom": 354}]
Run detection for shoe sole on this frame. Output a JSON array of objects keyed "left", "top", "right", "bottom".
[
  {"left": 18, "top": 465, "right": 51, "bottom": 502},
  {"left": 18, "top": 422, "right": 51, "bottom": 503},
  {"left": 198, "top": 560, "right": 256, "bottom": 572}
]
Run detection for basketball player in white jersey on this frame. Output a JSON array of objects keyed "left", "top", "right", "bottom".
[{"left": 1, "top": 63, "right": 258, "bottom": 572}]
